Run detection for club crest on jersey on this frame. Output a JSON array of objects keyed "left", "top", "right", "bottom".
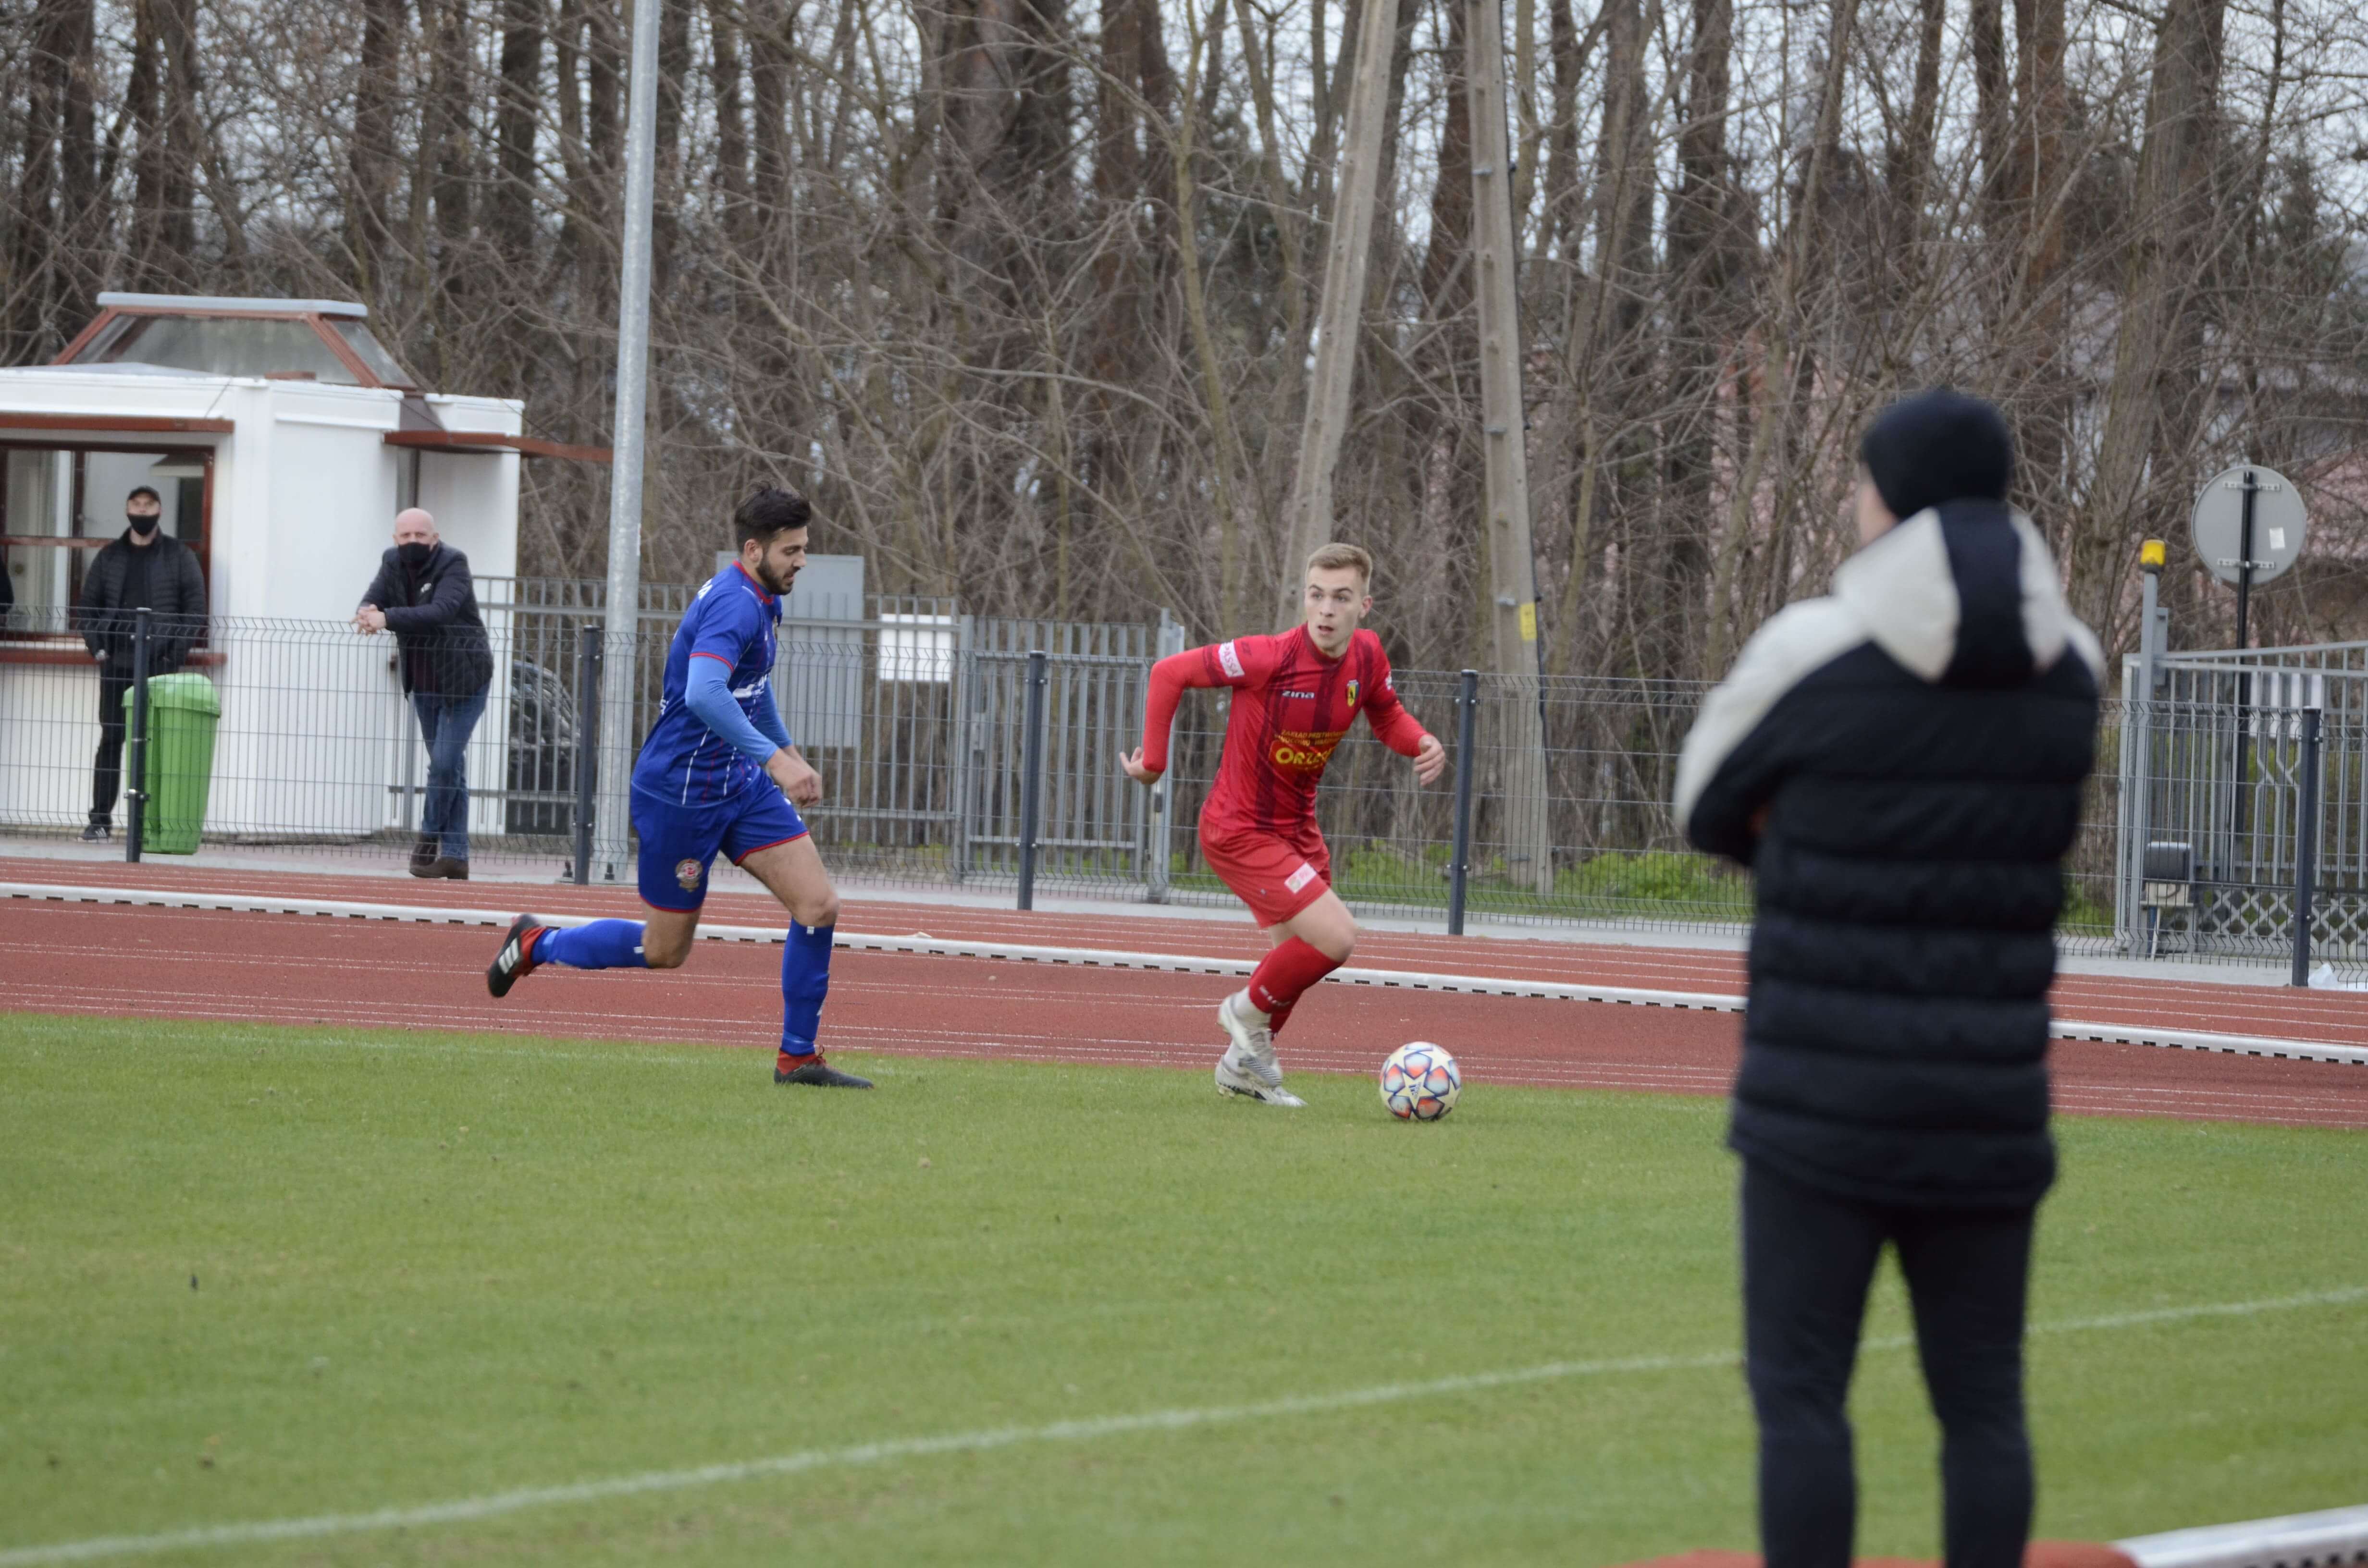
[
  {"left": 675, "top": 858, "right": 704, "bottom": 892},
  {"left": 1346, "top": 678, "right": 1359, "bottom": 707}
]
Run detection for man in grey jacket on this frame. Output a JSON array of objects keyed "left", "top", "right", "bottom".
[
  {"left": 74, "top": 485, "right": 208, "bottom": 842},
  {"left": 357, "top": 507, "right": 493, "bottom": 878}
]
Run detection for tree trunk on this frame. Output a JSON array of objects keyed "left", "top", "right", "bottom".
[
  {"left": 2072, "top": 0, "right": 2229, "bottom": 635},
  {"left": 493, "top": 0, "right": 544, "bottom": 267},
  {"left": 1888, "top": 0, "right": 1943, "bottom": 245},
  {"left": 1419, "top": 0, "right": 1473, "bottom": 319},
  {"left": 127, "top": 0, "right": 202, "bottom": 289},
  {"left": 1970, "top": 0, "right": 2011, "bottom": 233},
  {"left": 349, "top": 0, "right": 405, "bottom": 297},
  {"left": 1660, "top": 0, "right": 1733, "bottom": 677},
  {"left": 426, "top": 0, "right": 477, "bottom": 384},
  {"left": 707, "top": 0, "right": 749, "bottom": 230},
  {"left": 1703, "top": 0, "right": 1857, "bottom": 676}
]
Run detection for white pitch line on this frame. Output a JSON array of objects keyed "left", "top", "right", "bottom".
[
  {"left": 6, "top": 882, "right": 2368, "bottom": 1066},
  {"left": 1, "top": 1284, "right": 2359, "bottom": 1566}
]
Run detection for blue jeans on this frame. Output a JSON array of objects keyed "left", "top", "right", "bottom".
[{"left": 411, "top": 689, "right": 488, "bottom": 860}]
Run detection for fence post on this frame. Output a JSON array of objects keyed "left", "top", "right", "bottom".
[
  {"left": 571, "top": 624, "right": 602, "bottom": 886},
  {"left": 1447, "top": 668, "right": 1479, "bottom": 936},
  {"left": 2291, "top": 705, "right": 2322, "bottom": 986},
  {"left": 1017, "top": 648, "right": 1048, "bottom": 911},
  {"left": 951, "top": 614, "right": 976, "bottom": 884},
  {"left": 123, "top": 606, "right": 152, "bottom": 864}
]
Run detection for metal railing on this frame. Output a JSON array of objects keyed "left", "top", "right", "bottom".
[
  {"left": 2115, "top": 650, "right": 2364, "bottom": 974},
  {"left": 11, "top": 594, "right": 2361, "bottom": 976}
]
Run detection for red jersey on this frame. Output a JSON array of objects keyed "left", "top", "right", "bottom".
[{"left": 1139, "top": 625, "right": 1431, "bottom": 836}]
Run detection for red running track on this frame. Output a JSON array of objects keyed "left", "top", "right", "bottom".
[
  {"left": 5, "top": 893, "right": 2367, "bottom": 1130},
  {"left": 12, "top": 855, "right": 2368, "bottom": 1049}
]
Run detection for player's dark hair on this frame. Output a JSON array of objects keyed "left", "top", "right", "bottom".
[{"left": 734, "top": 487, "right": 811, "bottom": 549}]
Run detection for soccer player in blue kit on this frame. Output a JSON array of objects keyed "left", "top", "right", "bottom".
[{"left": 484, "top": 487, "right": 872, "bottom": 1088}]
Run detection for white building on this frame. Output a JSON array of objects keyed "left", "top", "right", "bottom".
[{"left": 0, "top": 293, "right": 601, "bottom": 845}]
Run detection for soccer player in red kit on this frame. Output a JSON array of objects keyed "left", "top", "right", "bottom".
[{"left": 1122, "top": 543, "right": 1448, "bottom": 1105}]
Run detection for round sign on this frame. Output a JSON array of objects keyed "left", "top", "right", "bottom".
[{"left": 2191, "top": 465, "right": 2306, "bottom": 586}]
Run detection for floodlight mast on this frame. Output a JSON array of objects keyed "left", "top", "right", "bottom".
[{"left": 592, "top": 0, "right": 665, "bottom": 882}]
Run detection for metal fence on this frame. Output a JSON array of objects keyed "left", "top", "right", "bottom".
[
  {"left": 2114, "top": 650, "right": 2368, "bottom": 973},
  {"left": 9, "top": 588, "right": 2363, "bottom": 976}
]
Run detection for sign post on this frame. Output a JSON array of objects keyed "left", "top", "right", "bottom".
[{"left": 2191, "top": 465, "right": 2307, "bottom": 870}]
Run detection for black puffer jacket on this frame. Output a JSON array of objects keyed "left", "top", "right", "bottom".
[
  {"left": 75, "top": 531, "right": 209, "bottom": 672},
  {"left": 1675, "top": 500, "right": 2102, "bottom": 1209},
  {"left": 361, "top": 542, "right": 493, "bottom": 698}
]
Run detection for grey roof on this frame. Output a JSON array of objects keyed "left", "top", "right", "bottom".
[{"left": 95, "top": 292, "right": 368, "bottom": 318}]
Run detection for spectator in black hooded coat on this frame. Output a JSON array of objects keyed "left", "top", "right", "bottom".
[
  {"left": 73, "top": 484, "right": 209, "bottom": 841},
  {"left": 1674, "top": 389, "right": 2102, "bottom": 1568},
  {"left": 357, "top": 507, "right": 493, "bottom": 879}
]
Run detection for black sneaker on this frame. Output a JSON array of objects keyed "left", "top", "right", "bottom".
[
  {"left": 487, "top": 914, "right": 546, "bottom": 999},
  {"left": 80, "top": 823, "right": 111, "bottom": 843},
  {"left": 774, "top": 1052, "right": 873, "bottom": 1089}
]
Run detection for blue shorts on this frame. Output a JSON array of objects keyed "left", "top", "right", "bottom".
[{"left": 632, "top": 778, "right": 807, "bottom": 911}]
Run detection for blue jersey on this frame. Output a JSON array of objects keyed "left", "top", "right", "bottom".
[{"left": 632, "top": 563, "right": 781, "bottom": 807}]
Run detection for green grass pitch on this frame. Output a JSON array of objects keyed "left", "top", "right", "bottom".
[{"left": 2, "top": 1011, "right": 2363, "bottom": 1565}]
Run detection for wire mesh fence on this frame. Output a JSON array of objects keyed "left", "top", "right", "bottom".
[
  {"left": 6, "top": 595, "right": 2359, "bottom": 975},
  {"left": 2114, "top": 654, "right": 2368, "bottom": 974}
]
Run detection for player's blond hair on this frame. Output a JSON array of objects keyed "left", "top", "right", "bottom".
[{"left": 1306, "top": 542, "right": 1372, "bottom": 583}]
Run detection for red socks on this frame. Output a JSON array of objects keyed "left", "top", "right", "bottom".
[{"left": 1247, "top": 938, "right": 1342, "bottom": 1026}]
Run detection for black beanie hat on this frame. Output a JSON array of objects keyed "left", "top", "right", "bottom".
[{"left": 1857, "top": 388, "right": 2014, "bottom": 521}]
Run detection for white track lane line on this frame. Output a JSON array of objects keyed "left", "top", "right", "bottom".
[
  {"left": 6, "top": 882, "right": 2368, "bottom": 1067},
  {"left": 2, "top": 1285, "right": 2359, "bottom": 1567}
]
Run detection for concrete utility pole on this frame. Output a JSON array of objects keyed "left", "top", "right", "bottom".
[
  {"left": 1281, "top": 0, "right": 1399, "bottom": 625},
  {"left": 1463, "top": 0, "right": 1554, "bottom": 895},
  {"left": 591, "top": 0, "right": 665, "bottom": 881}
]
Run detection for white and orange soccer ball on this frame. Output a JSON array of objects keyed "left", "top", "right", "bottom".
[{"left": 1380, "top": 1041, "right": 1461, "bottom": 1121}]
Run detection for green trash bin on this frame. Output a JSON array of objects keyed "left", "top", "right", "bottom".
[{"left": 123, "top": 672, "right": 221, "bottom": 855}]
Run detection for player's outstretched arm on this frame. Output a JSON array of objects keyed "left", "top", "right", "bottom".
[
  {"left": 1126, "top": 647, "right": 1225, "bottom": 785},
  {"left": 1359, "top": 658, "right": 1445, "bottom": 784}
]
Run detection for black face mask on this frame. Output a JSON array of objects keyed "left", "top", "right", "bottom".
[
  {"left": 127, "top": 513, "right": 159, "bottom": 539},
  {"left": 397, "top": 541, "right": 433, "bottom": 570}
]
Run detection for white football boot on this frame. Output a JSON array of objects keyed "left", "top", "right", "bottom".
[{"left": 1214, "top": 990, "right": 1304, "bottom": 1107}]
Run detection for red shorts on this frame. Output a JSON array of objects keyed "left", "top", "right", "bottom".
[{"left": 1199, "top": 824, "right": 1332, "bottom": 928}]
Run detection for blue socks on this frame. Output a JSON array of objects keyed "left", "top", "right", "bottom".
[
  {"left": 534, "top": 919, "right": 650, "bottom": 970},
  {"left": 528, "top": 919, "right": 827, "bottom": 1059},
  {"left": 781, "top": 921, "right": 834, "bottom": 1056}
]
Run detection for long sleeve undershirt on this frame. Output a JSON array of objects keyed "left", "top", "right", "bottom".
[
  {"left": 685, "top": 655, "right": 792, "bottom": 767},
  {"left": 1136, "top": 651, "right": 1209, "bottom": 774}
]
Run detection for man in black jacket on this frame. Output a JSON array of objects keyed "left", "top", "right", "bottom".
[
  {"left": 74, "top": 485, "right": 209, "bottom": 842},
  {"left": 1675, "top": 390, "right": 2101, "bottom": 1568},
  {"left": 357, "top": 508, "right": 494, "bottom": 878}
]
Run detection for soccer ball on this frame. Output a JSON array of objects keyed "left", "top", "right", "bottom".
[{"left": 1380, "top": 1041, "right": 1461, "bottom": 1121}]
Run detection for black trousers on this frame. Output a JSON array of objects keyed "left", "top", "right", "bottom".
[
  {"left": 1740, "top": 1159, "right": 2036, "bottom": 1568},
  {"left": 90, "top": 668, "right": 135, "bottom": 826}
]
